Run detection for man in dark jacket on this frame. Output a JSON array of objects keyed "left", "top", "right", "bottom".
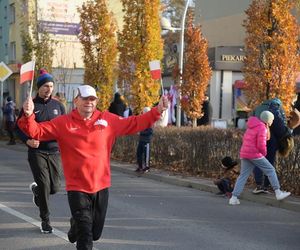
[
  {"left": 108, "top": 92, "right": 126, "bottom": 116},
  {"left": 252, "top": 98, "right": 293, "bottom": 194},
  {"left": 197, "top": 95, "right": 213, "bottom": 126},
  {"left": 16, "top": 69, "right": 65, "bottom": 233}
]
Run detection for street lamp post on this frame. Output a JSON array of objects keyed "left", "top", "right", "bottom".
[{"left": 176, "top": 0, "right": 190, "bottom": 127}]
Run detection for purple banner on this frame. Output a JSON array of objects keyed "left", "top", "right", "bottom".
[{"left": 38, "top": 21, "right": 80, "bottom": 35}]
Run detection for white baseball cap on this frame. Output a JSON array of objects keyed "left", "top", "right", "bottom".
[{"left": 76, "top": 85, "right": 98, "bottom": 98}]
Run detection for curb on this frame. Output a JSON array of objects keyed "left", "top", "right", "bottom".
[
  {"left": 111, "top": 161, "right": 300, "bottom": 213},
  {"left": 1, "top": 140, "right": 299, "bottom": 213}
]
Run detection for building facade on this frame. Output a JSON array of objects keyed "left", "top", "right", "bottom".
[
  {"left": 0, "top": 0, "right": 21, "bottom": 107},
  {"left": 194, "top": 0, "right": 300, "bottom": 126},
  {"left": 0, "top": 0, "right": 86, "bottom": 109},
  {"left": 0, "top": 0, "right": 124, "bottom": 112},
  {"left": 193, "top": 0, "right": 252, "bottom": 125}
]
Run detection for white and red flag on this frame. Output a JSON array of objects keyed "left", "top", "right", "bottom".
[
  {"left": 149, "top": 60, "right": 165, "bottom": 95},
  {"left": 149, "top": 60, "right": 161, "bottom": 80},
  {"left": 20, "top": 61, "right": 35, "bottom": 84}
]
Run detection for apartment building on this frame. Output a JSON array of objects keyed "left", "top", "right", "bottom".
[
  {"left": 0, "top": 0, "right": 124, "bottom": 110},
  {"left": 0, "top": 0, "right": 20, "bottom": 106}
]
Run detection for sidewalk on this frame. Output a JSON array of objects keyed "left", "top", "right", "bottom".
[{"left": 1, "top": 139, "right": 300, "bottom": 213}]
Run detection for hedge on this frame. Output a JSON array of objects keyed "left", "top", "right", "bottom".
[{"left": 111, "top": 126, "right": 300, "bottom": 196}]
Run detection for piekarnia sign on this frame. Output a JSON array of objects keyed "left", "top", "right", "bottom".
[{"left": 221, "top": 55, "right": 246, "bottom": 62}]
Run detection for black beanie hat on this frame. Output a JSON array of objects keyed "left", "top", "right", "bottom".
[
  {"left": 36, "top": 69, "right": 54, "bottom": 89},
  {"left": 221, "top": 156, "right": 238, "bottom": 169}
]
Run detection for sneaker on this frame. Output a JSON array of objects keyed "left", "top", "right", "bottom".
[
  {"left": 143, "top": 167, "right": 150, "bottom": 173},
  {"left": 68, "top": 217, "right": 77, "bottom": 243},
  {"left": 252, "top": 186, "right": 265, "bottom": 194},
  {"left": 263, "top": 187, "right": 273, "bottom": 194},
  {"left": 229, "top": 196, "right": 240, "bottom": 205},
  {"left": 275, "top": 190, "right": 291, "bottom": 201},
  {"left": 134, "top": 167, "right": 142, "bottom": 172},
  {"left": 29, "top": 182, "right": 40, "bottom": 207},
  {"left": 41, "top": 220, "right": 53, "bottom": 234},
  {"left": 216, "top": 191, "right": 225, "bottom": 195}
]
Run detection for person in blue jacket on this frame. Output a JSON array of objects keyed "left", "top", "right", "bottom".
[{"left": 252, "top": 98, "right": 294, "bottom": 194}]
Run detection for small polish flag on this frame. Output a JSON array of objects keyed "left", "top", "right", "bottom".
[
  {"left": 149, "top": 60, "right": 161, "bottom": 80},
  {"left": 20, "top": 61, "right": 35, "bottom": 84}
]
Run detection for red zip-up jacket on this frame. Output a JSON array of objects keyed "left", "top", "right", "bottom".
[{"left": 18, "top": 108, "right": 161, "bottom": 193}]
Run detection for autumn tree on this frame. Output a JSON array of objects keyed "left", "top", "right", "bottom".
[
  {"left": 181, "top": 14, "right": 212, "bottom": 127},
  {"left": 161, "top": 0, "right": 195, "bottom": 77},
  {"left": 20, "top": 4, "right": 55, "bottom": 85},
  {"left": 243, "top": 0, "right": 300, "bottom": 113},
  {"left": 118, "top": 0, "right": 164, "bottom": 113},
  {"left": 78, "top": 0, "right": 118, "bottom": 111}
]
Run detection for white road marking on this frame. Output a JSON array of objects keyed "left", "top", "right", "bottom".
[{"left": 0, "top": 202, "right": 100, "bottom": 250}]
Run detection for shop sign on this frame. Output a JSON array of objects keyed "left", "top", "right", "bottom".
[{"left": 221, "top": 55, "right": 246, "bottom": 62}]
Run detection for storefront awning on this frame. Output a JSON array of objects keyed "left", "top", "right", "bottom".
[
  {"left": 234, "top": 80, "right": 245, "bottom": 89},
  {"left": 235, "top": 79, "right": 300, "bottom": 92}
]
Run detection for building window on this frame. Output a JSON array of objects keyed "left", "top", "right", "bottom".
[
  {"left": 4, "top": 6, "right": 7, "bottom": 19},
  {"left": 9, "top": 42, "right": 16, "bottom": 62},
  {"left": 9, "top": 3, "right": 15, "bottom": 24},
  {"left": 0, "top": 26, "right": 2, "bottom": 39},
  {"left": 4, "top": 43, "right": 8, "bottom": 63}
]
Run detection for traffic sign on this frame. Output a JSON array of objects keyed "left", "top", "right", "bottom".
[{"left": 0, "top": 61, "right": 13, "bottom": 82}]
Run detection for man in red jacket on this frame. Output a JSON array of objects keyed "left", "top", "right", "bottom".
[{"left": 18, "top": 85, "right": 168, "bottom": 250}]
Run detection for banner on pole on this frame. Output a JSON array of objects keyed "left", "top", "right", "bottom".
[
  {"left": 149, "top": 60, "right": 161, "bottom": 80},
  {"left": 20, "top": 61, "right": 35, "bottom": 84}
]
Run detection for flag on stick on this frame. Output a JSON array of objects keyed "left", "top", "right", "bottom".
[
  {"left": 20, "top": 60, "right": 35, "bottom": 97},
  {"left": 20, "top": 61, "right": 35, "bottom": 84},
  {"left": 149, "top": 60, "right": 164, "bottom": 95},
  {"left": 149, "top": 60, "right": 161, "bottom": 80}
]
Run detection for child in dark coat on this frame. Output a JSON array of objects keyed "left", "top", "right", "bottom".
[
  {"left": 135, "top": 107, "right": 153, "bottom": 173},
  {"left": 213, "top": 156, "right": 239, "bottom": 197}
]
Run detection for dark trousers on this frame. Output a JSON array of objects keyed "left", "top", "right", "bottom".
[
  {"left": 28, "top": 151, "right": 62, "bottom": 221},
  {"left": 217, "top": 178, "right": 233, "bottom": 193},
  {"left": 253, "top": 136, "right": 278, "bottom": 188},
  {"left": 68, "top": 189, "right": 109, "bottom": 250},
  {"left": 6, "top": 121, "right": 15, "bottom": 142},
  {"left": 137, "top": 141, "right": 150, "bottom": 168}
]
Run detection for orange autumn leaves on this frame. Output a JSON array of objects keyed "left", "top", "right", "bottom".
[
  {"left": 181, "top": 15, "right": 212, "bottom": 120},
  {"left": 78, "top": 0, "right": 118, "bottom": 111},
  {"left": 118, "top": 0, "right": 163, "bottom": 113},
  {"left": 243, "top": 0, "right": 300, "bottom": 113}
]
